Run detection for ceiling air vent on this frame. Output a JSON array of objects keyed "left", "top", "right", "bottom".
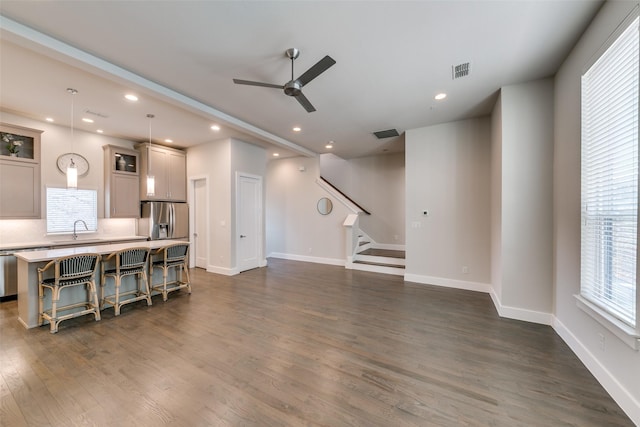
[
  {"left": 452, "top": 62, "right": 471, "bottom": 80},
  {"left": 84, "top": 109, "right": 109, "bottom": 119},
  {"left": 373, "top": 129, "right": 400, "bottom": 139}
]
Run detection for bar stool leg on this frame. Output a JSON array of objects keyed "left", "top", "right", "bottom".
[
  {"left": 89, "top": 280, "right": 101, "bottom": 321},
  {"left": 38, "top": 283, "right": 45, "bottom": 326},
  {"left": 50, "top": 286, "right": 60, "bottom": 334},
  {"left": 162, "top": 266, "right": 169, "bottom": 302},
  {"left": 142, "top": 270, "right": 152, "bottom": 306}
]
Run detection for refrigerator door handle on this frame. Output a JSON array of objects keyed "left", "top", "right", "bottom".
[{"left": 169, "top": 203, "right": 174, "bottom": 238}]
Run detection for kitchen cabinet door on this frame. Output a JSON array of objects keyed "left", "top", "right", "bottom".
[
  {"left": 110, "top": 174, "right": 139, "bottom": 218},
  {"left": 0, "top": 159, "right": 40, "bottom": 219},
  {"left": 137, "top": 144, "right": 186, "bottom": 202},
  {"left": 167, "top": 151, "right": 186, "bottom": 201}
]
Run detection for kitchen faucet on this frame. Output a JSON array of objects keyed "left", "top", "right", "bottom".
[{"left": 73, "top": 219, "right": 88, "bottom": 240}]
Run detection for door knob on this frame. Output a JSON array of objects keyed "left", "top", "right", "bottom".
[{"left": 240, "top": 235, "right": 246, "bottom": 238}]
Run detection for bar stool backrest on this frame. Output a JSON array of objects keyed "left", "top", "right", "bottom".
[
  {"left": 119, "top": 248, "right": 149, "bottom": 270},
  {"left": 165, "top": 244, "right": 188, "bottom": 262},
  {"left": 59, "top": 254, "right": 99, "bottom": 280}
]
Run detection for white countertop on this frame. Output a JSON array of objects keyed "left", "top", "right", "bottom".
[
  {"left": 0, "top": 235, "right": 148, "bottom": 252},
  {"left": 14, "top": 239, "right": 188, "bottom": 262}
]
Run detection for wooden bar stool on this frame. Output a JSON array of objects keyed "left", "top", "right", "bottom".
[
  {"left": 38, "top": 253, "right": 101, "bottom": 333},
  {"left": 150, "top": 243, "right": 191, "bottom": 301},
  {"left": 101, "top": 247, "right": 152, "bottom": 316}
]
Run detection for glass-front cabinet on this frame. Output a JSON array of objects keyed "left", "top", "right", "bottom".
[{"left": 0, "top": 123, "right": 42, "bottom": 219}]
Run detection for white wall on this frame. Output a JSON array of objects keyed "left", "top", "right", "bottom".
[
  {"left": 266, "top": 156, "right": 351, "bottom": 265},
  {"left": 187, "top": 137, "right": 267, "bottom": 274},
  {"left": 553, "top": 1, "right": 640, "bottom": 423},
  {"left": 404, "top": 118, "right": 492, "bottom": 290},
  {"left": 491, "top": 93, "right": 503, "bottom": 301},
  {"left": 0, "top": 111, "right": 138, "bottom": 244},
  {"left": 187, "top": 139, "right": 231, "bottom": 272},
  {"left": 493, "top": 79, "right": 555, "bottom": 322},
  {"left": 349, "top": 153, "right": 405, "bottom": 245},
  {"left": 320, "top": 152, "right": 406, "bottom": 245},
  {"left": 230, "top": 138, "right": 267, "bottom": 267}
]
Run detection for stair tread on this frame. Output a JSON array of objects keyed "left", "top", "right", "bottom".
[
  {"left": 358, "top": 248, "right": 405, "bottom": 258},
  {"left": 353, "top": 260, "right": 405, "bottom": 269}
]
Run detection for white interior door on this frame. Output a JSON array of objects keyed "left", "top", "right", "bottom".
[
  {"left": 237, "top": 173, "right": 262, "bottom": 272},
  {"left": 194, "top": 178, "right": 207, "bottom": 269}
]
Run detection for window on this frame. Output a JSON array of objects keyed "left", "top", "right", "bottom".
[
  {"left": 581, "top": 12, "right": 639, "bottom": 333},
  {"left": 46, "top": 187, "right": 98, "bottom": 234}
]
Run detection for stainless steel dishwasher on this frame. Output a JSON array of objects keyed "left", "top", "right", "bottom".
[
  {"left": 1, "top": 246, "right": 51, "bottom": 301},
  {"left": 0, "top": 250, "right": 18, "bottom": 301}
]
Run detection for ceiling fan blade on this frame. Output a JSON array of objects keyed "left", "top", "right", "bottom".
[
  {"left": 296, "top": 55, "right": 336, "bottom": 87},
  {"left": 294, "top": 92, "right": 316, "bottom": 113},
  {"left": 233, "top": 79, "right": 283, "bottom": 89}
]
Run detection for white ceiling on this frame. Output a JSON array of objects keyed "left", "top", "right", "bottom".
[{"left": 0, "top": 1, "right": 602, "bottom": 159}]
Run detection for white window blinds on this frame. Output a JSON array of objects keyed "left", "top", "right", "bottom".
[
  {"left": 581, "top": 15, "right": 639, "bottom": 327},
  {"left": 46, "top": 187, "right": 98, "bottom": 234}
]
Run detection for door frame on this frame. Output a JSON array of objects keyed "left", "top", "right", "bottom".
[
  {"left": 235, "top": 171, "right": 264, "bottom": 272},
  {"left": 188, "top": 175, "right": 209, "bottom": 269}
]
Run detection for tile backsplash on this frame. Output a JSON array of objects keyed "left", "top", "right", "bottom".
[{"left": 0, "top": 218, "right": 137, "bottom": 246}]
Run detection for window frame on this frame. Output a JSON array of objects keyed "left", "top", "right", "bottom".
[
  {"left": 45, "top": 186, "right": 98, "bottom": 235},
  {"left": 577, "top": 7, "right": 640, "bottom": 351}
]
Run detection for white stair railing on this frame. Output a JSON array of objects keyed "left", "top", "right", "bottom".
[{"left": 343, "top": 214, "right": 360, "bottom": 269}]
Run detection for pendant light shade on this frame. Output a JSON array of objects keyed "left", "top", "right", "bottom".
[
  {"left": 67, "top": 159, "right": 78, "bottom": 189},
  {"left": 67, "top": 88, "right": 78, "bottom": 189},
  {"left": 146, "top": 114, "right": 155, "bottom": 197}
]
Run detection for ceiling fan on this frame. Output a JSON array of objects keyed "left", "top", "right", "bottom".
[{"left": 233, "top": 48, "right": 336, "bottom": 113}]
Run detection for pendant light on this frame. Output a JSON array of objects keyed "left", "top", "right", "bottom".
[
  {"left": 146, "top": 114, "right": 155, "bottom": 197},
  {"left": 67, "top": 88, "right": 78, "bottom": 189}
]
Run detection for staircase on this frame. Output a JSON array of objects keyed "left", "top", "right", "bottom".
[{"left": 350, "top": 236, "right": 405, "bottom": 276}]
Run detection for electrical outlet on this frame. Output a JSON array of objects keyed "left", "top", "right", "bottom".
[
  {"left": 462, "top": 266, "right": 469, "bottom": 274},
  {"left": 411, "top": 221, "right": 421, "bottom": 229}
]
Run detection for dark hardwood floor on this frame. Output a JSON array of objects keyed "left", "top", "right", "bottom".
[{"left": 0, "top": 258, "right": 633, "bottom": 426}]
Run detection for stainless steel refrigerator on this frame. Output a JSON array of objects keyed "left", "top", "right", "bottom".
[{"left": 139, "top": 202, "right": 189, "bottom": 240}]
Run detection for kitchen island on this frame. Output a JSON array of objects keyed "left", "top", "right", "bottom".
[{"left": 14, "top": 239, "right": 188, "bottom": 329}]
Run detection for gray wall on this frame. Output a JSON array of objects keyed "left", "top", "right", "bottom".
[
  {"left": 266, "top": 156, "right": 350, "bottom": 265},
  {"left": 405, "top": 118, "right": 492, "bottom": 290},
  {"left": 553, "top": 1, "right": 640, "bottom": 422},
  {"left": 320, "top": 152, "right": 405, "bottom": 245},
  {"left": 491, "top": 78, "right": 555, "bottom": 322}
]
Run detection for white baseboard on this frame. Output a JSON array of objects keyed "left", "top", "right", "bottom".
[
  {"left": 268, "top": 252, "right": 345, "bottom": 266},
  {"left": 207, "top": 265, "right": 239, "bottom": 276},
  {"left": 489, "top": 290, "right": 553, "bottom": 325},
  {"left": 553, "top": 317, "right": 640, "bottom": 426},
  {"left": 404, "top": 273, "right": 492, "bottom": 293}
]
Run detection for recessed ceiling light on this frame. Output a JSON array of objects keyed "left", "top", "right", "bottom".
[
  {"left": 164, "top": 139, "right": 173, "bottom": 143},
  {"left": 211, "top": 125, "right": 220, "bottom": 131},
  {"left": 435, "top": 93, "right": 447, "bottom": 100},
  {"left": 273, "top": 153, "right": 280, "bottom": 157},
  {"left": 45, "top": 117, "right": 54, "bottom": 122},
  {"left": 325, "top": 144, "right": 333, "bottom": 149},
  {"left": 292, "top": 126, "right": 301, "bottom": 132},
  {"left": 97, "top": 129, "right": 104, "bottom": 134},
  {"left": 82, "top": 118, "right": 94, "bottom": 123},
  {"left": 125, "top": 94, "right": 138, "bottom": 101}
]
